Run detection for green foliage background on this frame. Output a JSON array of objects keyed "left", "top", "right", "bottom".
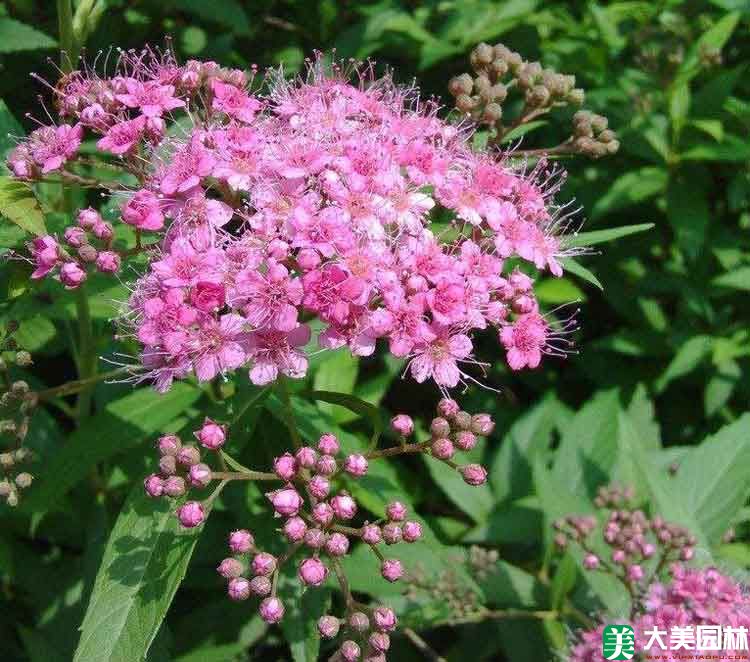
[{"left": 0, "top": 1, "right": 748, "bottom": 661}]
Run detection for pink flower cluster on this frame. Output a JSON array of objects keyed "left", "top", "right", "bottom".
[
  {"left": 569, "top": 566, "right": 750, "bottom": 662},
  {"left": 9, "top": 49, "right": 579, "bottom": 392}
]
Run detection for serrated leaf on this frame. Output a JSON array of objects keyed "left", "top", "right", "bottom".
[
  {"left": 564, "top": 223, "right": 654, "bottom": 248},
  {"left": 73, "top": 486, "right": 203, "bottom": 662},
  {"left": 23, "top": 383, "right": 202, "bottom": 512},
  {"left": 0, "top": 18, "right": 56, "bottom": 53},
  {"left": 0, "top": 176, "right": 47, "bottom": 236}
]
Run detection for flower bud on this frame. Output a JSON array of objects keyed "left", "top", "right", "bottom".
[
  {"left": 431, "top": 438, "right": 455, "bottom": 460},
  {"left": 283, "top": 516, "right": 308, "bottom": 542},
  {"left": 628, "top": 564, "right": 644, "bottom": 581},
  {"left": 304, "top": 527, "right": 327, "bottom": 549},
  {"left": 259, "top": 597, "right": 285, "bottom": 624},
  {"left": 163, "top": 475, "right": 186, "bottom": 497},
  {"left": 454, "top": 430, "right": 477, "bottom": 451},
  {"left": 157, "top": 434, "right": 181, "bottom": 456},
  {"left": 92, "top": 221, "right": 113, "bottom": 241},
  {"left": 64, "top": 226, "right": 87, "bottom": 248},
  {"left": 15, "top": 351, "right": 33, "bottom": 367},
  {"left": 312, "top": 502, "right": 334, "bottom": 527},
  {"left": 159, "top": 454, "right": 177, "bottom": 476},
  {"left": 318, "top": 615, "right": 340, "bottom": 639},
  {"left": 96, "top": 251, "right": 121, "bottom": 273},
  {"left": 381, "top": 559, "right": 403, "bottom": 583},
  {"left": 177, "top": 501, "right": 205, "bottom": 528},
  {"left": 227, "top": 577, "right": 251, "bottom": 601},
  {"left": 583, "top": 554, "right": 599, "bottom": 570},
  {"left": 681, "top": 547, "right": 694, "bottom": 561},
  {"left": 340, "top": 640, "right": 361, "bottom": 662},
  {"left": 298, "top": 557, "right": 328, "bottom": 586},
  {"left": 188, "top": 463, "right": 212, "bottom": 488},
  {"left": 460, "top": 464, "right": 487, "bottom": 486},
  {"left": 177, "top": 445, "right": 201, "bottom": 467},
  {"left": 297, "top": 248, "right": 321, "bottom": 270},
  {"left": 362, "top": 524, "right": 382, "bottom": 545},
  {"left": 143, "top": 473, "right": 164, "bottom": 497},
  {"left": 402, "top": 521, "right": 422, "bottom": 543},
  {"left": 612, "top": 549, "right": 626, "bottom": 564},
  {"left": 249, "top": 575, "right": 272, "bottom": 596},
  {"left": 77, "top": 207, "right": 102, "bottom": 229},
  {"left": 448, "top": 74, "right": 474, "bottom": 97},
  {"left": 369, "top": 632, "right": 390, "bottom": 653},
  {"left": 217, "top": 557, "right": 244, "bottom": 579},
  {"left": 295, "top": 446, "right": 317, "bottom": 468},
  {"left": 308, "top": 474, "right": 331, "bottom": 500},
  {"left": 382, "top": 523, "right": 402, "bottom": 545},
  {"left": 268, "top": 487, "right": 303, "bottom": 517},
  {"left": 385, "top": 501, "right": 407, "bottom": 521},
  {"left": 195, "top": 418, "right": 226, "bottom": 450},
  {"left": 430, "top": 417, "right": 451, "bottom": 438},
  {"left": 330, "top": 494, "right": 357, "bottom": 520},
  {"left": 482, "top": 103, "right": 503, "bottom": 123},
  {"left": 317, "top": 433, "right": 339, "bottom": 455},
  {"left": 349, "top": 611, "right": 369, "bottom": 632},
  {"left": 471, "top": 414, "right": 495, "bottom": 436},
  {"left": 472, "top": 42, "right": 494, "bottom": 66},
  {"left": 251, "top": 552, "right": 277, "bottom": 576},
  {"left": 274, "top": 452, "right": 298, "bottom": 481},
  {"left": 373, "top": 606, "right": 397, "bottom": 632},
  {"left": 229, "top": 529, "right": 254, "bottom": 554},
  {"left": 641, "top": 543, "right": 656, "bottom": 559},
  {"left": 343, "top": 454, "right": 368, "bottom": 477},
  {"left": 453, "top": 411, "right": 472, "bottom": 430},
  {"left": 437, "top": 398, "right": 460, "bottom": 418},
  {"left": 60, "top": 262, "right": 87, "bottom": 288},
  {"left": 325, "top": 532, "right": 350, "bottom": 557},
  {"left": 315, "top": 455, "right": 337, "bottom": 476},
  {"left": 0, "top": 479, "right": 12, "bottom": 497},
  {"left": 390, "top": 414, "right": 414, "bottom": 436}
]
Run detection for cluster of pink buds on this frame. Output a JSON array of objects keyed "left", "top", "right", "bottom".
[
  {"left": 318, "top": 605, "right": 398, "bottom": 661},
  {"left": 554, "top": 484, "right": 697, "bottom": 591},
  {"left": 30, "top": 207, "right": 120, "bottom": 288},
  {"left": 143, "top": 417, "right": 227, "bottom": 527},
  {"left": 10, "top": 47, "right": 583, "bottom": 394}
]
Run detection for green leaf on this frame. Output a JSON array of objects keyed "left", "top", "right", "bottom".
[
  {"left": 705, "top": 359, "right": 741, "bottom": 416},
  {"left": 550, "top": 553, "right": 578, "bottom": 612},
  {"left": 73, "top": 486, "right": 203, "bottom": 662},
  {"left": 560, "top": 257, "right": 603, "bottom": 290},
  {"left": 535, "top": 277, "right": 585, "bottom": 304},
  {"left": 666, "top": 169, "right": 710, "bottom": 258},
  {"left": 312, "top": 350, "right": 358, "bottom": 423},
  {"left": 482, "top": 560, "right": 549, "bottom": 608},
  {"left": 591, "top": 167, "right": 667, "bottom": 219},
  {"left": 307, "top": 390, "right": 383, "bottom": 448},
  {"left": 671, "top": 415, "right": 750, "bottom": 542},
  {"left": 0, "top": 177, "right": 47, "bottom": 236},
  {"left": 279, "top": 575, "right": 331, "bottom": 662},
  {"left": 0, "top": 18, "right": 56, "bottom": 53},
  {"left": 655, "top": 335, "right": 712, "bottom": 393},
  {"left": 565, "top": 223, "right": 654, "bottom": 248},
  {"left": 173, "top": 0, "right": 251, "bottom": 34},
  {"left": 23, "top": 384, "right": 201, "bottom": 512},
  {"left": 681, "top": 134, "right": 750, "bottom": 162},
  {"left": 669, "top": 82, "right": 690, "bottom": 130},
  {"left": 712, "top": 266, "right": 750, "bottom": 291},
  {"left": 0, "top": 99, "right": 24, "bottom": 160}
]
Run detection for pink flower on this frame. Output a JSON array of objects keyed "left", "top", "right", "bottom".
[
  {"left": 29, "top": 235, "right": 60, "bottom": 279},
  {"left": 211, "top": 80, "right": 261, "bottom": 123},
  {"left": 234, "top": 262, "right": 303, "bottom": 332},
  {"left": 97, "top": 117, "right": 146, "bottom": 155},
  {"left": 116, "top": 79, "right": 185, "bottom": 117},
  {"left": 244, "top": 324, "right": 311, "bottom": 385},
  {"left": 160, "top": 138, "right": 216, "bottom": 195},
  {"left": 122, "top": 189, "right": 165, "bottom": 231},
  {"left": 409, "top": 326, "right": 474, "bottom": 388},
  {"left": 190, "top": 314, "right": 247, "bottom": 382},
  {"left": 151, "top": 238, "right": 223, "bottom": 288},
  {"left": 30, "top": 124, "right": 83, "bottom": 173},
  {"left": 499, "top": 312, "right": 547, "bottom": 370}
]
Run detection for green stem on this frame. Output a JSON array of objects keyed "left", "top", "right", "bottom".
[
  {"left": 56, "top": 0, "right": 78, "bottom": 71},
  {"left": 211, "top": 470, "right": 278, "bottom": 481}
]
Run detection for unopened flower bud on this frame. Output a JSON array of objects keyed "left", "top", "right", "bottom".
[
  {"left": 163, "top": 475, "right": 186, "bottom": 497},
  {"left": 92, "top": 221, "right": 113, "bottom": 241},
  {"left": 77, "top": 207, "right": 101, "bottom": 229},
  {"left": 144, "top": 473, "right": 164, "bottom": 497},
  {"left": 391, "top": 414, "right": 413, "bottom": 436},
  {"left": 177, "top": 501, "right": 205, "bottom": 528},
  {"left": 188, "top": 463, "right": 212, "bottom": 488},
  {"left": 0, "top": 479, "right": 11, "bottom": 497},
  {"left": 430, "top": 417, "right": 451, "bottom": 438},
  {"left": 227, "top": 577, "right": 251, "bottom": 601},
  {"left": 482, "top": 103, "right": 503, "bottom": 123},
  {"left": 229, "top": 529, "right": 254, "bottom": 554},
  {"left": 308, "top": 474, "right": 330, "bottom": 500},
  {"left": 331, "top": 494, "right": 357, "bottom": 520},
  {"left": 628, "top": 564, "right": 644, "bottom": 581},
  {"left": 362, "top": 524, "right": 382, "bottom": 545},
  {"left": 472, "top": 43, "right": 495, "bottom": 66},
  {"left": 583, "top": 554, "right": 599, "bottom": 570},
  {"left": 304, "top": 527, "right": 327, "bottom": 549},
  {"left": 315, "top": 455, "right": 337, "bottom": 476},
  {"left": 349, "top": 611, "right": 369, "bottom": 632},
  {"left": 343, "top": 454, "right": 368, "bottom": 477},
  {"left": 0, "top": 453, "right": 14, "bottom": 469},
  {"left": 283, "top": 516, "right": 307, "bottom": 543},
  {"left": 460, "top": 464, "right": 487, "bottom": 486},
  {"left": 453, "top": 411, "right": 472, "bottom": 430},
  {"left": 60, "top": 262, "right": 87, "bottom": 288},
  {"left": 373, "top": 606, "right": 397, "bottom": 632},
  {"left": 369, "top": 632, "right": 390, "bottom": 653},
  {"left": 326, "top": 532, "right": 350, "bottom": 557},
  {"left": 612, "top": 549, "right": 626, "bottom": 564},
  {"left": 299, "top": 557, "right": 328, "bottom": 586},
  {"left": 259, "top": 597, "right": 285, "bottom": 624},
  {"left": 157, "top": 434, "right": 181, "bottom": 456},
  {"left": 217, "top": 557, "right": 244, "bottom": 579},
  {"left": 274, "top": 452, "right": 298, "bottom": 481},
  {"left": 195, "top": 418, "right": 226, "bottom": 450},
  {"left": 317, "top": 433, "right": 339, "bottom": 455},
  {"left": 318, "top": 615, "right": 340, "bottom": 639},
  {"left": 14, "top": 472, "right": 33, "bottom": 490},
  {"left": 96, "top": 251, "right": 121, "bottom": 273},
  {"left": 159, "top": 454, "right": 177, "bottom": 476},
  {"left": 381, "top": 559, "right": 403, "bottom": 583},
  {"left": 268, "top": 487, "right": 303, "bottom": 517},
  {"left": 312, "top": 503, "right": 334, "bottom": 527},
  {"left": 385, "top": 501, "right": 407, "bottom": 521},
  {"left": 382, "top": 523, "right": 402, "bottom": 545},
  {"left": 455, "top": 94, "right": 477, "bottom": 113},
  {"left": 249, "top": 575, "right": 272, "bottom": 596},
  {"left": 340, "top": 640, "right": 361, "bottom": 662},
  {"left": 402, "top": 521, "right": 422, "bottom": 543},
  {"left": 470, "top": 414, "right": 494, "bottom": 436},
  {"left": 295, "top": 446, "right": 317, "bottom": 468},
  {"left": 431, "top": 438, "right": 455, "bottom": 460},
  {"left": 251, "top": 552, "right": 277, "bottom": 576},
  {"left": 177, "top": 445, "right": 201, "bottom": 467},
  {"left": 455, "top": 430, "right": 477, "bottom": 451}
]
